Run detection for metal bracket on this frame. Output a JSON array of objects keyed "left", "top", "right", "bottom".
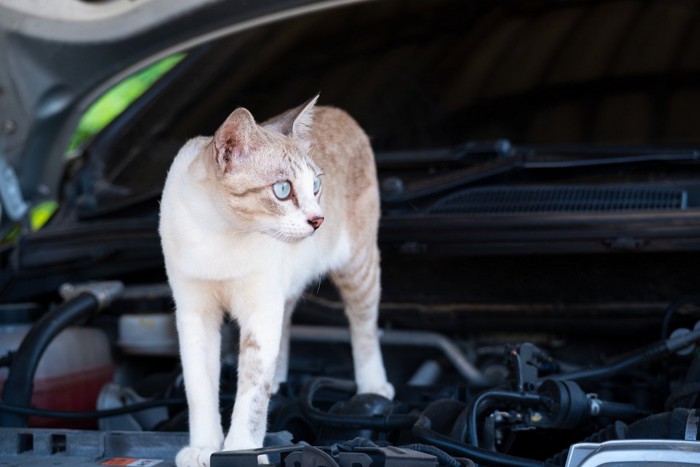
[
  {"left": 0, "top": 154, "right": 28, "bottom": 221},
  {"left": 59, "top": 281, "right": 124, "bottom": 309}
]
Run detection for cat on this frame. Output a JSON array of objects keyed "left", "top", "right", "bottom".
[{"left": 159, "top": 96, "right": 394, "bottom": 467}]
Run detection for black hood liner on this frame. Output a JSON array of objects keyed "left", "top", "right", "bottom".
[{"left": 71, "top": 0, "right": 700, "bottom": 219}]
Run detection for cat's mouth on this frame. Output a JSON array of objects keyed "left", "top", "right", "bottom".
[{"left": 268, "top": 228, "right": 317, "bottom": 244}]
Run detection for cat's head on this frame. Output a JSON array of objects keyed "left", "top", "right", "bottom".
[{"left": 205, "top": 96, "right": 324, "bottom": 242}]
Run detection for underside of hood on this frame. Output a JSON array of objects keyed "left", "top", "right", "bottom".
[{"left": 0, "top": 0, "right": 344, "bottom": 222}]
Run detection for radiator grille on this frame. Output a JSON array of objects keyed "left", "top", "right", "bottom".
[{"left": 428, "top": 186, "right": 687, "bottom": 215}]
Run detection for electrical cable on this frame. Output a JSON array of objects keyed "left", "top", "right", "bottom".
[
  {"left": 466, "top": 390, "right": 545, "bottom": 446},
  {"left": 412, "top": 415, "right": 553, "bottom": 467},
  {"left": 0, "top": 393, "right": 237, "bottom": 420},
  {"left": 299, "top": 377, "right": 419, "bottom": 430},
  {"left": 547, "top": 328, "right": 700, "bottom": 383},
  {"left": 0, "top": 398, "right": 186, "bottom": 420}
]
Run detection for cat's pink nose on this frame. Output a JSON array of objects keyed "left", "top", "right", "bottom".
[{"left": 308, "top": 216, "right": 324, "bottom": 230}]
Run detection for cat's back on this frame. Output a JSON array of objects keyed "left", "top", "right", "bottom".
[
  {"left": 310, "top": 106, "right": 378, "bottom": 205},
  {"left": 310, "top": 106, "right": 374, "bottom": 166},
  {"left": 306, "top": 106, "right": 379, "bottom": 251}
]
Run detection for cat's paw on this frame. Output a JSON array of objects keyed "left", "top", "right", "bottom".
[
  {"left": 222, "top": 437, "right": 269, "bottom": 465},
  {"left": 359, "top": 381, "right": 395, "bottom": 400},
  {"left": 175, "top": 446, "right": 216, "bottom": 467}
]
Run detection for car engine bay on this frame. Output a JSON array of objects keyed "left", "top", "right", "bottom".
[
  {"left": 2, "top": 271, "right": 700, "bottom": 466},
  {"left": 3, "top": 0, "right": 700, "bottom": 465}
]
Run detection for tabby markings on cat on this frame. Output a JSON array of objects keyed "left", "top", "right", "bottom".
[{"left": 159, "top": 96, "right": 394, "bottom": 467}]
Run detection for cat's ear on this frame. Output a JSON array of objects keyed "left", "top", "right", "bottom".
[
  {"left": 212, "top": 107, "right": 257, "bottom": 173},
  {"left": 264, "top": 94, "right": 319, "bottom": 139}
]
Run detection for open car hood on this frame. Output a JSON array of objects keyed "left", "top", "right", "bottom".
[
  {"left": 0, "top": 0, "right": 345, "bottom": 222},
  {"left": 2, "top": 0, "right": 700, "bottom": 264}
]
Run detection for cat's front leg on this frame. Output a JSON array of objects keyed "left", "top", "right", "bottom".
[
  {"left": 172, "top": 278, "right": 225, "bottom": 467},
  {"left": 224, "top": 293, "right": 284, "bottom": 451},
  {"left": 272, "top": 298, "right": 297, "bottom": 393}
]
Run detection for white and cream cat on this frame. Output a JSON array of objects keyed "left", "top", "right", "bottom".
[{"left": 159, "top": 96, "right": 394, "bottom": 467}]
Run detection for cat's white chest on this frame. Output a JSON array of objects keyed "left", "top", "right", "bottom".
[
  {"left": 162, "top": 205, "right": 284, "bottom": 282},
  {"left": 181, "top": 228, "right": 275, "bottom": 280},
  {"left": 159, "top": 140, "right": 262, "bottom": 280}
]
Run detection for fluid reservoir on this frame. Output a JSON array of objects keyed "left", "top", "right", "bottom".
[{"left": 0, "top": 323, "right": 114, "bottom": 428}]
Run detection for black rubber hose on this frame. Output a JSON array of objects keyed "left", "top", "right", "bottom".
[
  {"left": 467, "top": 390, "right": 545, "bottom": 446},
  {"left": 548, "top": 344, "right": 666, "bottom": 383},
  {"left": 0, "top": 393, "right": 237, "bottom": 420},
  {"left": 299, "top": 377, "right": 418, "bottom": 430},
  {"left": 0, "top": 293, "right": 100, "bottom": 427},
  {"left": 626, "top": 408, "right": 700, "bottom": 440},
  {"left": 547, "top": 328, "right": 700, "bottom": 384},
  {"left": 412, "top": 415, "right": 552, "bottom": 467},
  {"left": 0, "top": 397, "right": 185, "bottom": 419},
  {"left": 660, "top": 298, "right": 700, "bottom": 339}
]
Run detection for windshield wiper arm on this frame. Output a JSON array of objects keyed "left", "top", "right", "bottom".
[
  {"left": 377, "top": 139, "right": 512, "bottom": 167},
  {"left": 381, "top": 146, "right": 700, "bottom": 203}
]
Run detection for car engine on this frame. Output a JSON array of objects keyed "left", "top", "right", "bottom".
[{"left": 2, "top": 276, "right": 700, "bottom": 466}]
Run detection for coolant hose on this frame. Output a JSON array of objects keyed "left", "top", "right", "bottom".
[{"left": 0, "top": 282, "right": 123, "bottom": 427}]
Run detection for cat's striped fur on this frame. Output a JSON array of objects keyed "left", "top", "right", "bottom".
[{"left": 159, "top": 97, "right": 393, "bottom": 467}]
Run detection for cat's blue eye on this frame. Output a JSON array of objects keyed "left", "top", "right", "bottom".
[
  {"left": 313, "top": 176, "right": 321, "bottom": 195},
  {"left": 273, "top": 180, "right": 292, "bottom": 200}
]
